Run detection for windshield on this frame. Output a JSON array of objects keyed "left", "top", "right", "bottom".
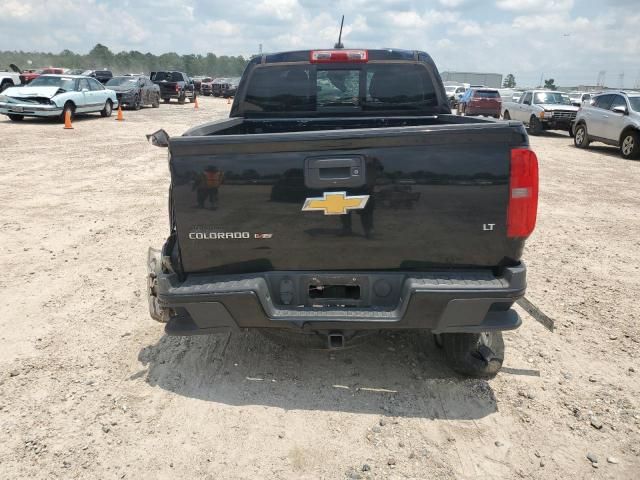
[
  {"left": 153, "top": 72, "right": 182, "bottom": 82},
  {"left": 569, "top": 93, "right": 581, "bottom": 100},
  {"left": 534, "top": 92, "right": 572, "bottom": 105},
  {"left": 629, "top": 97, "right": 640, "bottom": 112},
  {"left": 242, "top": 63, "right": 438, "bottom": 115},
  {"left": 445, "top": 86, "right": 457, "bottom": 93},
  {"left": 28, "top": 76, "right": 76, "bottom": 91},
  {"left": 107, "top": 77, "right": 139, "bottom": 86}
]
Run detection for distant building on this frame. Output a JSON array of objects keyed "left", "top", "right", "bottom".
[{"left": 440, "top": 71, "right": 503, "bottom": 88}]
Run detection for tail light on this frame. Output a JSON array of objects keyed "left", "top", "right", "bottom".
[
  {"left": 310, "top": 49, "right": 368, "bottom": 63},
  {"left": 507, "top": 148, "right": 539, "bottom": 238},
  {"left": 175, "top": 84, "right": 180, "bottom": 92}
]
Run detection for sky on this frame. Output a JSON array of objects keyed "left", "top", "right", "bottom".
[{"left": 2, "top": 0, "right": 639, "bottom": 88}]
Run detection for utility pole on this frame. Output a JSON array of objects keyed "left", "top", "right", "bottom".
[
  {"left": 259, "top": 43, "right": 262, "bottom": 55},
  {"left": 618, "top": 72, "right": 624, "bottom": 89}
]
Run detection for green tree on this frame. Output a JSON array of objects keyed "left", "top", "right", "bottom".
[
  {"left": 502, "top": 73, "right": 516, "bottom": 88},
  {"left": 544, "top": 78, "right": 557, "bottom": 90},
  {"left": 0, "top": 45, "right": 249, "bottom": 77}
]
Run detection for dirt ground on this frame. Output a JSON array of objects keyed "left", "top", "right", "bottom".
[{"left": 1, "top": 96, "right": 639, "bottom": 480}]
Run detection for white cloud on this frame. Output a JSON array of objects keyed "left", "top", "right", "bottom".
[
  {"left": 438, "top": 0, "right": 466, "bottom": 7},
  {"left": 496, "top": 0, "right": 574, "bottom": 12}
]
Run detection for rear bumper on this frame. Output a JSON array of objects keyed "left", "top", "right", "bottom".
[
  {"left": 466, "top": 108, "right": 501, "bottom": 116},
  {"left": 148, "top": 250, "right": 527, "bottom": 336}
]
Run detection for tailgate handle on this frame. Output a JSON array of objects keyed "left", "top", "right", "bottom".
[{"left": 305, "top": 156, "right": 365, "bottom": 188}]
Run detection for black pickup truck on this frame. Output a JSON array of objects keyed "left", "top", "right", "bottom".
[
  {"left": 150, "top": 71, "right": 196, "bottom": 104},
  {"left": 147, "top": 48, "right": 539, "bottom": 378}
]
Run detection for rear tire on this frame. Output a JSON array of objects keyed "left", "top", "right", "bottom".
[
  {"left": 441, "top": 331, "right": 504, "bottom": 378},
  {"left": 8, "top": 114, "right": 24, "bottom": 121},
  {"left": 573, "top": 123, "right": 590, "bottom": 148},
  {"left": 152, "top": 94, "right": 160, "bottom": 108},
  {"left": 133, "top": 95, "right": 142, "bottom": 110},
  {"left": 503, "top": 111, "right": 511, "bottom": 120},
  {"left": 100, "top": 100, "right": 113, "bottom": 117},
  {"left": 163, "top": 98, "right": 170, "bottom": 104},
  {"left": 178, "top": 93, "right": 186, "bottom": 105},
  {"left": 61, "top": 101, "right": 75, "bottom": 123},
  {"left": 620, "top": 130, "right": 640, "bottom": 159},
  {"left": 1, "top": 80, "right": 13, "bottom": 92}
]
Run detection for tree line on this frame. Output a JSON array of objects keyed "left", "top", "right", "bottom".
[{"left": 0, "top": 44, "right": 249, "bottom": 77}]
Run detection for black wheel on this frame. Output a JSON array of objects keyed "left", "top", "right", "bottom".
[
  {"left": 620, "top": 130, "right": 640, "bottom": 159},
  {"left": 573, "top": 123, "right": 589, "bottom": 148},
  {"left": 61, "top": 101, "right": 75, "bottom": 123},
  {"left": 503, "top": 111, "right": 511, "bottom": 120},
  {"left": 178, "top": 93, "right": 186, "bottom": 105},
  {"left": 1, "top": 80, "right": 13, "bottom": 92},
  {"left": 133, "top": 95, "right": 142, "bottom": 110},
  {"left": 189, "top": 92, "right": 196, "bottom": 103},
  {"left": 152, "top": 94, "right": 160, "bottom": 108},
  {"left": 433, "top": 333, "right": 444, "bottom": 349},
  {"left": 100, "top": 100, "right": 113, "bottom": 117},
  {"left": 8, "top": 114, "right": 24, "bottom": 121},
  {"left": 529, "top": 116, "right": 542, "bottom": 135},
  {"left": 163, "top": 98, "right": 170, "bottom": 104},
  {"left": 441, "top": 331, "right": 505, "bottom": 378}
]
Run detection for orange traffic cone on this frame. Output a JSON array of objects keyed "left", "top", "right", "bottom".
[
  {"left": 63, "top": 110, "right": 73, "bottom": 129},
  {"left": 116, "top": 105, "right": 124, "bottom": 121},
  {"left": 194, "top": 96, "right": 199, "bottom": 109}
]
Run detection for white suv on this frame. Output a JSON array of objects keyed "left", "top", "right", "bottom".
[{"left": 573, "top": 91, "right": 640, "bottom": 159}]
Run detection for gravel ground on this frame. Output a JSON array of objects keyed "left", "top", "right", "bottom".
[{"left": 0, "top": 96, "right": 638, "bottom": 479}]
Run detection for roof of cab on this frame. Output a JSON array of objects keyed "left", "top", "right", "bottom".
[{"left": 254, "top": 48, "right": 433, "bottom": 65}]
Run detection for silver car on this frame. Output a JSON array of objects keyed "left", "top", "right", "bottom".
[{"left": 573, "top": 91, "right": 640, "bottom": 159}]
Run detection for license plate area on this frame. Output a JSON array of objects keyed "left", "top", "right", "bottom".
[
  {"left": 265, "top": 273, "right": 404, "bottom": 309},
  {"left": 12, "top": 106, "right": 24, "bottom": 112},
  {"left": 307, "top": 275, "right": 366, "bottom": 307}
]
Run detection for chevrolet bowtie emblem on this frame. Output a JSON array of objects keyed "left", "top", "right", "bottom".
[{"left": 301, "top": 191, "right": 369, "bottom": 215}]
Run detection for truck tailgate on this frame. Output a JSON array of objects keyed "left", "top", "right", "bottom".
[{"left": 169, "top": 123, "right": 527, "bottom": 274}]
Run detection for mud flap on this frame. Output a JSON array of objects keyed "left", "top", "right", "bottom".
[{"left": 147, "top": 247, "right": 170, "bottom": 323}]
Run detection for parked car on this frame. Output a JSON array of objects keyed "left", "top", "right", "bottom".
[
  {"left": 82, "top": 70, "right": 113, "bottom": 84},
  {"left": 191, "top": 76, "right": 212, "bottom": 93},
  {"left": 457, "top": 88, "right": 501, "bottom": 118},
  {"left": 106, "top": 76, "right": 160, "bottom": 109},
  {"left": 0, "top": 74, "right": 118, "bottom": 122},
  {"left": 445, "top": 84, "right": 466, "bottom": 108},
  {"left": 502, "top": 90, "right": 579, "bottom": 135},
  {"left": 146, "top": 47, "right": 539, "bottom": 379},
  {"left": 573, "top": 91, "right": 640, "bottom": 159},
  {"left": 211, "top": 77, "right": 228, "bottom": 97},
  {"left": 201, "top": 77, "right": 215, "bottom": 96},
  {"left": 221, "top": 77, "right": 240, "bottom": 98},
  {"left": 17, "top": 66, "right": 66, "bottom": 84},
  {"left": 150, "top": 71, "right": 196, "bottom": 104},
  {"left": 568, "top": 91, "right": 594, "bottom": 107},
  {"left": 0, "top": 64, "right": 23, "bottom": 92}
]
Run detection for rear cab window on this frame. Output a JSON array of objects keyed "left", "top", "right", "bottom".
[{"left": 241, "top": 62, "right": 439, "bottom": 116}]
